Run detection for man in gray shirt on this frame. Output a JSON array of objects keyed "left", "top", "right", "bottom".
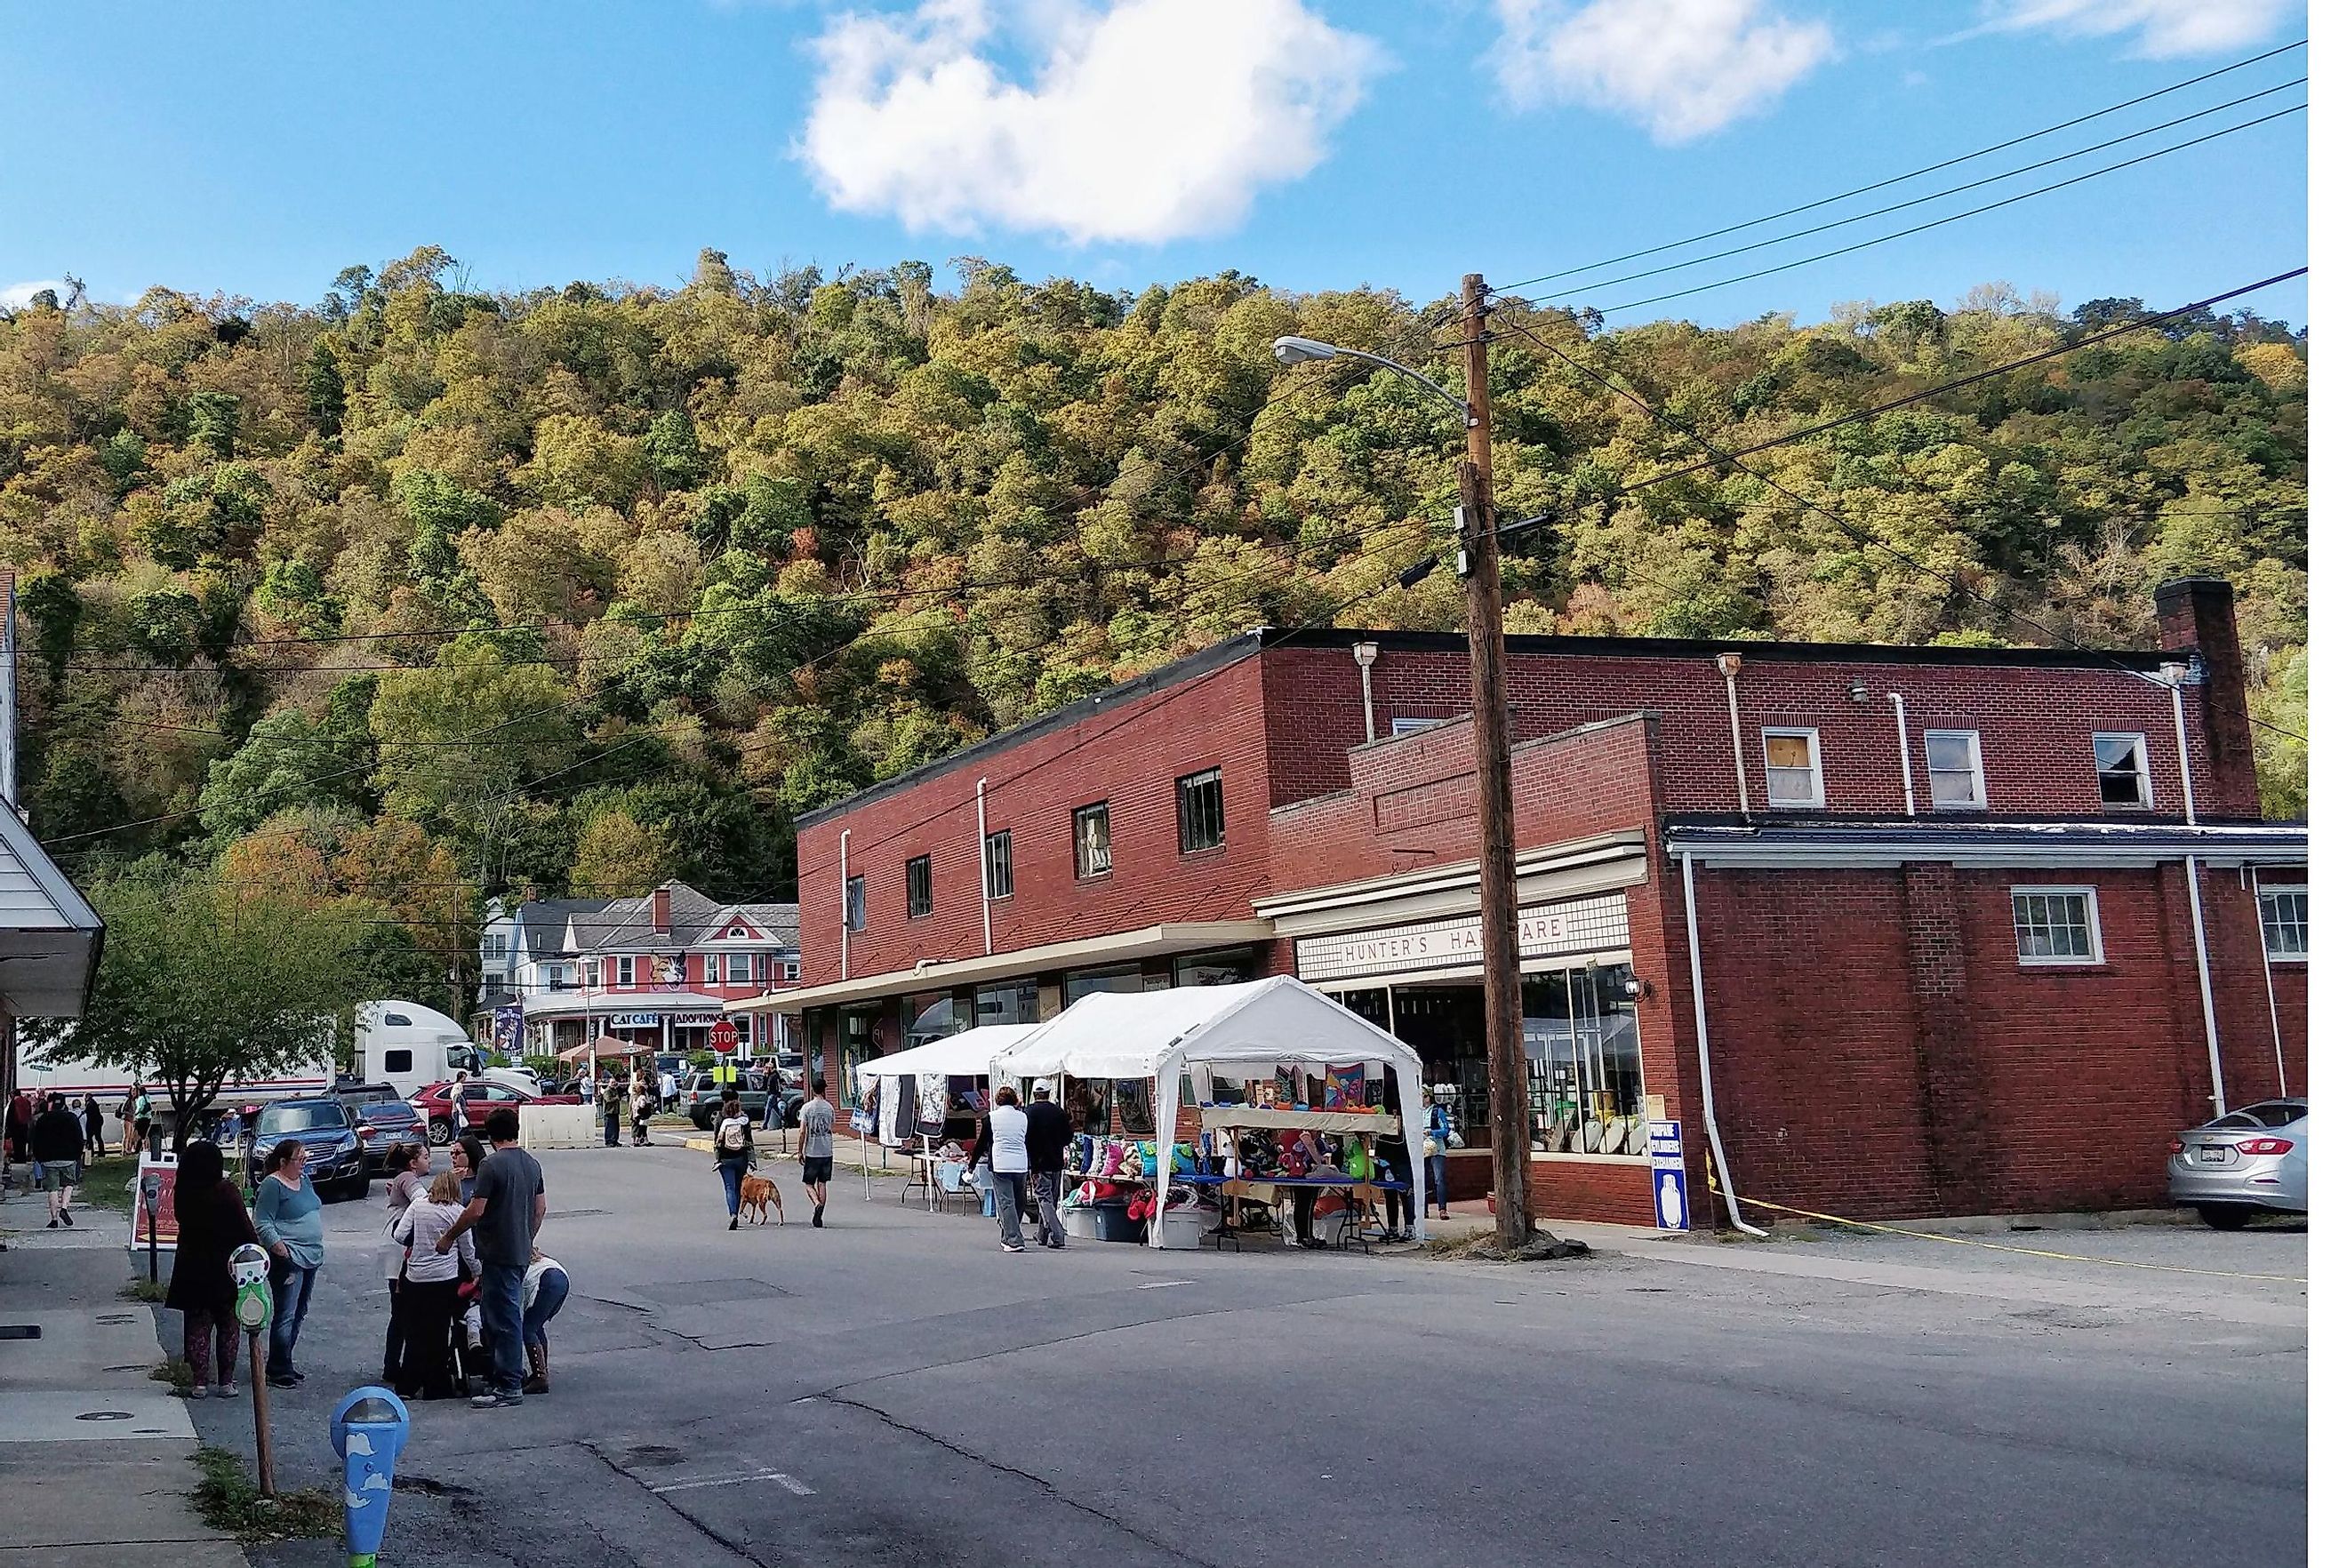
[
  {"left": 798, "top": 1077, "right": 837, "bottom": 1228},
  {"left": 437, "top": 1107, "right": 544, "bottom": 1407}
]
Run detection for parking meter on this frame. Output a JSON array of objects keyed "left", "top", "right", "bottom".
[
  {"left": 330, "top": 1387, "right": 411, "bottom": 1568},
  {"left": 229, "top": 1243, "right": 273, "bottom": 1331}
]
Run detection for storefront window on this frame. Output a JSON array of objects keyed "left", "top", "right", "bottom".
[
  {"left": 903, "top": 990, "right": 970, "bottom": 1045},
  {"left": 976, "top": 980, "right": 1038, "bottom": 1028},
  {"left": 1525, "top": 964, "right": 1646, "bottom": 1156},
  {"left": 1066, "top": 963, "right": 1157, "bottom": 1001},
  {"left": 1175, "top": 949, "right": 1255, "bottom": 987}
]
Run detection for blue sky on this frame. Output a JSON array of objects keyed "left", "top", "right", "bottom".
[{"left": 0, "top": 0, "right": 2308, "bottom": 330}]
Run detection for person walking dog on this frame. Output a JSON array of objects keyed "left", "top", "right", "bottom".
[{"left": 711, "top": 1096, "right": 757, "bottom": 1230}]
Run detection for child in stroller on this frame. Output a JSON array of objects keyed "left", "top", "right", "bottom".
[{"left": 448, "top": 1275, "right": 487, "bottom": 1397}]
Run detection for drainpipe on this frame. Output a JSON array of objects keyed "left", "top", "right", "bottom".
[
  {"left": 2247, "top": 866, "right": 2287, "bottom": 1098},
  {"left": 1716, "top": 654, "right": 1752, "bottom": 820},
  {"left": 2166, "top": 665, "right": 2226, "bottom": 1115},
  {"left": 1678, "top": 852, "right": 1766, "bottom": 1236},
  {"left": 1351, "top": 640, "right": 1380, "bottom": 744},
  {"left": 1887, "top": 692, "right": 1917, "bottom": 818},
  {"left": 976, "top": 778, "right": 993, "bottom": 956},
  {"left": 838, "top": 828, "right": 852, "bottom": 981}
]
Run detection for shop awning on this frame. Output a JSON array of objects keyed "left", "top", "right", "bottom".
[
  {"left": 726, "top": 921, "right": 1273, "bottom": 1016},
  {"left": 852, "top": 1025, "right": 1037, "bottom": 1082}
]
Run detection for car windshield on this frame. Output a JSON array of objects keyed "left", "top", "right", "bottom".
[{"left": 258, "top": 1102, "right": 345, "bottom": 1134}]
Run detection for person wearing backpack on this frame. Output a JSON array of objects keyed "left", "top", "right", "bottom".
[
  {"left": 711, "top": 1096, "right": 757, "bottom": 1231},
  {"left": 129, "top": 1084, "right": 155, "bottom": 1156}
]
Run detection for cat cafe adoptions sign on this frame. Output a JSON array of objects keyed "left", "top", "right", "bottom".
[{"left": 1294, "top": 893, "right": 1631, "bottom": 984}]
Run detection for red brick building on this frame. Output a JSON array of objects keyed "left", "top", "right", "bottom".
[{"left": 733, "top": 577, "right": 2305, "bottom": 1228}]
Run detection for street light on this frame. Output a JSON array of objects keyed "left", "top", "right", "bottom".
[
  {"left": 1271, "top": 281, "right": 1540, "bottom": 1250},
  {"left": 1270, "top": 336, "right": 1471, "bottom": 420}
]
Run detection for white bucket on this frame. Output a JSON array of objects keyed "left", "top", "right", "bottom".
[{"left": 1158, "top": 1206, "right": 1208, "bottom": 1250}]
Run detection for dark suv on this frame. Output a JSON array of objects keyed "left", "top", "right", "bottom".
[
  {"left": 248, "top": 1096, "right": 369, "bottom": 1200},
  {"left": 685, "top": 1070, "right": 803, "bottom": 1131}
]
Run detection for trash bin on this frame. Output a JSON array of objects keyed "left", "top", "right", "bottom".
[
  {"left": 1157, "top": 1206, "right": 1207, "bottom": 1250},
  {"left": 1098, "top": 1204, "right": 1146, "bottom": 1244}
]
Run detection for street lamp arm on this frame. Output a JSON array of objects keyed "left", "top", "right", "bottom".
[{"left": 1271, "top": 336, "right": 1470, "bottom": 421}]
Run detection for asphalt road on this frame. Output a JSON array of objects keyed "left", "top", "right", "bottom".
[{"left": 190, "top": 1144, "right": 2306, "bottom": 1568}]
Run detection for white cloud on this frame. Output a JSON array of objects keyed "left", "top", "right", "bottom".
[
  {"left": 796, "top": 0, "right": 1382, "bottom": 244},
  {"left": 1490, "top": 0, "right": 1836, "bottom": 144},
  {"left": 2, "top": 280, "right": 66, "bottom": 310},
  {"left": 1973, "top": 0, "right": 2295, "bottom": 58}
]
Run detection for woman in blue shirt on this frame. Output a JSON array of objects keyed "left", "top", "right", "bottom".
[
  {"left": 1423, "top": 1090, "right": 1453, "bottom": 1221},
  {"left": 252, "top": 1140, "right": 326, "bottom": 1388}
]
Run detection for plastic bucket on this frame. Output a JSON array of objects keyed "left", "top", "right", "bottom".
[
  {"left": 1158, "top": 1207, "right": 1207, "bottom": 1250},
  {"left": 1099, "top": 1205, "right": 1147, "bottom": 1244}
]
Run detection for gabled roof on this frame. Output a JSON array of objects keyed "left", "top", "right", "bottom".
[
  {"left": 0, "top": 806, "right": 105, "bottom": 1018},
  {"left": 691, "top": 900, "right": 801, "bottom": 947},
  {"left": 517, "top": 899, "right": 612, "bottom": 959}
]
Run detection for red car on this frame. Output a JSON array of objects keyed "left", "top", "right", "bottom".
[{"left": 409, "top": 1079, "right": 569, "bottom": 1146}]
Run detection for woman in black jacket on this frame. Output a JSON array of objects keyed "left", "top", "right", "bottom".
[{"left": 164, "top": 1140, "right": 260, "bottom": 1398}]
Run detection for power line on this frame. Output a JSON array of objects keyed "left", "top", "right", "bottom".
[
  {"left": 1491, "top": 38, "right": 2307, "bottom": 293},
  {"left": 1540, "top": 104, "right": 2304, "bottom": 316},
  {"left": 1535, "top": 78, "right": 2303, "bottom": 302},
  {"left": 1496, "top": 308, "right": 2309, "bottom": 747}
]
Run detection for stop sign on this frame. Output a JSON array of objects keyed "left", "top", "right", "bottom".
[{"left": 709, "top": 1020, "right": 740, "bottom": 1052}]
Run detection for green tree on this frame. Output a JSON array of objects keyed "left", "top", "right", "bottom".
[
  {"left": 197, "top": 707, "right": 372, "bottom": 839},
  {"left": 569, "top": 808, "right": 676, "bottom": 897}
]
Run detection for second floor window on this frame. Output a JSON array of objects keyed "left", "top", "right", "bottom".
[
  {"left": 2260, "top": 886, "right": 2308, "bottom": 960},
  {"left": 985, "top": 829, "right": 1014, "bottom": 900},
  {"left": 2095, "top": 732, "right": 2151, "bottom": 808},
  {"left": 1925, "top": 730, "right": 1984, "bottom": 811},
  {"left": 782, "top": 955, "right": 801, "bottom": 982},
  {"left": 1074, "top": 802, "right": 1111, "bottom": 878},
  {"left": 703, "top": 953, "right": 719, "bottom": 984},
  {"left": 613, "top": 956, "right": 635, "bottom": 987},
  {"left": 485, "top": 933, "right": 508, "bottom": 959},
  {"left": 1178, "top": 767, "right": 1225, "bottom": 852},
  {"left": 726, "top": 952, "right": 752, "bottom": 985},
  {"left": 846, "top": 876, "right": 867, "bottom": 932},
  {"left": 907, "top": 854, "right": 933, "bottom": 919},
  {"left": 1762, "top": 729, "right": 1823, "bottom": 808}
]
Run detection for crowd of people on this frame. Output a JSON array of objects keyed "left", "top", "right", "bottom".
[
  {"left": 6, "top": 1084, "right": 158, "bottom": 1176},
  {"left": 160, "top": 1104, "right": 566, "bottom": 1410}
]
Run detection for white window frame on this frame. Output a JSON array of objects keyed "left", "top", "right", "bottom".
[
  {"left": 1760, "top": 727, "right": 1825, "bottom": 809},
  {"left": 985, "top": 828, "right": 1014, "bottom": 900},
  {"left": 613, "top": 955, "right": 636, "bottom": 988},
  {"left": 2258, "top": 884, "right": 2308, "bottom": 963},
  {"left": 782, "top": 955, "right": 802, "bottom": 982},
  {"left": 2012, "top": 885, "right": 2104, "bottom": 967},
  {"left": 2094, "top": 732, "right": 2152, "bottom": 811},
  {"left": 703, "top": 953, "right": 720, "bottom": 984},
  {"left": 1072, "top": 802, "right": 1112, "bottom": 880},
  {"left": 1923, "top": 729, "right": 1987, "bottom": 812},
  {"left": 1390, "top": 716, "right": 1446, "bottom": 736},
  {"left": 725, "top": 951, "right": 753, "bottom": 986}
]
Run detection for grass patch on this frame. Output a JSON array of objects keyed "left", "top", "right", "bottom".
[
  {"left": 120, "top": 1278, "right": 168, "bottom": 1303},
  {"left": 191, "top": 1446, "right": 340, "bottom": 1545},
  {"left": 72, "top": 1155, "right": 142, "bottom": 1215},
  {"left": 151, "top": 1356, "right": 193, "bottom": 1394}
]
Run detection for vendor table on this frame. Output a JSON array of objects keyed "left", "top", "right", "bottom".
[{"left": 1187, "top": 1172, "right": 1410, "bottom": 1253}]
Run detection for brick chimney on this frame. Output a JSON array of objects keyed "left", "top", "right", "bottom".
[
  {"left": 2154, "top": 577, "right": 2260, "bottom": 819},
  {"left": 650, "top": 884, "right": 671, "bottom": 937}
]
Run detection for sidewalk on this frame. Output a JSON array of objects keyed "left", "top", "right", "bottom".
[{"left": 0, "top": 1188, "right": 246, "bottom": 1568}]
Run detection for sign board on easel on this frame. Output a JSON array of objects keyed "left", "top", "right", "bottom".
[{"left": 1648, "top": 1118, "right": 1689, "bottom": 1231}]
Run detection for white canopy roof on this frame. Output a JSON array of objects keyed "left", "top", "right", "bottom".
[
  {"left": 996, "top": 976, "right": 1422, "bottom": 1080},
  {"left": 853, "top": 1024, "right": 1036, "bottom": 1082}
]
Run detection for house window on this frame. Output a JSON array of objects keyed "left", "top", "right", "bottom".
[
  {"left": 1177, "top": 767, "right": 1225, "bottom": 852},
  {"left": 2259, "top": 886, "right": 2308, "bottom": 961},
  {"left": 985, "top": 829, "right": 1014, "bottom": 900},
  {"left": 485, "top": 933, "right": 508, "bottom": 958},
  {"left": 845, "top": 876, "right": 867, "bottom": 932},
  {"left": 906, "top": 854, "right": 933, "bottom": 919},
  {"left": 2095, "top": 732, "right": 2151, "bottom": 809},
  {"left": 782, "top": 955, "right": 801, "bottom": 982},
  {"left": 703, "top": 953, "right": 719, "bottom": 984},
  {"left": 1761, "top": 728, "right": 1823, "bottom": 808},
  {"left": 1391, "top": 716, "right": 1446, "bottom": 736},
  {"left": 723, "top": 952, "right": 749, "bottom": 985},
  {"left": 547, "top": 965, "right": 572, "bottom": 991},
  {"left": 753, "top": 953, "right": 768, "bottom": 982},
  {"left": 2013, "top": 887, "right": 2103, "bottom": 965},
  {"left": 1073, "top": 803, "right": 1111, "bottom": 879},
  {"left": 613, "top": 956, "right": 636, "bottom": 988},
  {"left": 1924, "top": 730, "right": 1985, "bottom": 810}
]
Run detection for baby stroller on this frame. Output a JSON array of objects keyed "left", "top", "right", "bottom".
[{"left": 449, "top": 1276, "right": 487, "bottom": 1398}]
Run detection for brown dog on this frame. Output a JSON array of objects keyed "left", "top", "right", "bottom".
[{"left": 740, "top": 1174, "right": 786, "bottom": 1225}]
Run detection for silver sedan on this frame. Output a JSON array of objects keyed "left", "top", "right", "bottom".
[{"left": 2167, "top": 1098, "right": 2307, "bottom": 1228}]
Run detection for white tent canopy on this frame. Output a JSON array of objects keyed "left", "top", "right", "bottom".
[
  {"left": 995, "top": 976, "right": 1429, "bottom": 1244},
  {"left": 856, "top": 1023, "right": 1036, "bottom": 1146}
]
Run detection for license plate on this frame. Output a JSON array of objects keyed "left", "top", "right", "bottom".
[{"left": 2196, "top": 1146, "right": 2232, "bottom": 1164}]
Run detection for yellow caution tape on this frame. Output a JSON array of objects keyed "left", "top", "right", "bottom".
[{"left": 1719, "top": 1189, "right": 2307, "bottom": 1285}]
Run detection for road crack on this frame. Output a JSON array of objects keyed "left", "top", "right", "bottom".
[
  {"left": 586, "top": 1441, "right": 767, "bottom": 1567},
  {"left": 816, "top": 1389, "right": 1212, "bottom": 1567}
]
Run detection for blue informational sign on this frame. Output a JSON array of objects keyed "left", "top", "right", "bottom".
[{"left": 1648, "top": 1118, "right": 1690, "bottom": 1231}]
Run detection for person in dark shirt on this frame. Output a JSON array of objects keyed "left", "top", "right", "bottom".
[
  {"left": 1021, "top": 1085, "right": 1073, "bottom": 1251},
  {"left": 164, "top": 1140, "right": 260, "bottom": 1397},
  {"left": 31, "top": 1095, "right": 85, "bottom": 1228},
  {"left": 437, "top": 1107, "right": 545, "bottom": 1409}
]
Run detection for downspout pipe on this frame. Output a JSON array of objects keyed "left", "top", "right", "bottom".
[
  {"left": 1679, "top": 852, "right": 1766, "bottom": 1236},
  {"left": 2247, "top": 866, "right": 2287, "bottom": 1098},
  {"left": 838, "top": 828, "right": 851, "bottom": 981},
  {"left": 1888, "top": 692, "right": 1917, "bottom": 818},
  {"left": 977, "top": 778, "right": 993, "bottom": 956},
  {"left": 1717, "top": 654, "right": 1752, "bottom": 820},
  {"left": 1352, "top": 640, "right": 1380, "bottom": 744},
  {"left": 2167, "top": 666, "right": 2226, "bottom": 1116}
]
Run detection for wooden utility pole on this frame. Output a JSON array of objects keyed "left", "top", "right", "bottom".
[{"left": 1457, "top": 274, "right": 1534, "bottom": 1248}]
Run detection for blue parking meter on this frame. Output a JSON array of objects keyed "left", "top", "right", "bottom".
[{"left": 330, "top": 1387, "right": 410, "bottom": 1568}]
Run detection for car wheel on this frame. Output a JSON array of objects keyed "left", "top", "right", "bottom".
[
  {"left": 428, "top": 1119, "right": 453, "bottom": 1148},
  {"left": 2196, "top": 1204, "right": 2255, "bottom": 1231}
]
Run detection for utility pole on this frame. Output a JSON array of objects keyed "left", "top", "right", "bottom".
[{"left": 1457, "top": 274, "right": 1534, "bottom": 1248}]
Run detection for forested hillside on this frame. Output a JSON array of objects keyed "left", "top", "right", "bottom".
[{"left": 0, "top": 247, "right": 2307, "bottom": 991}]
